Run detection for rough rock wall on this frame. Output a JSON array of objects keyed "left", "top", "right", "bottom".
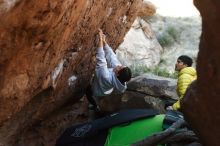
[
  {"left": 116, "top": 18, "right": 163, "bottom": 67},
  {"left": 0, "top": 0, "right": 142, "bottom": 145},
  {"left": 182, "top": 0, "right": 220, "bottom": 146},
  {"left": 116, "top": 1, "right": 161, "bottom": 68}
]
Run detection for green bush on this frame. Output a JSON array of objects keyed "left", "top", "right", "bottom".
[
  {"left": 157, "top": 32, "right": 174, "bottom": 47},
  {"left": 156, "top": 26, "right": 181, "bottom": 47},
  {"left": 130, "top": 64, "right": 177, "bottom": 79},
  {"left": 130, "top": 64, "right": 151, "bottom": 77},
  {"left": 152, "top": 66, "right": 178, "bottom": 79}
]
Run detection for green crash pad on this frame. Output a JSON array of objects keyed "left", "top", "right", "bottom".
[{"left": 104, "top": 114, "right": 165, "bottom": 146}]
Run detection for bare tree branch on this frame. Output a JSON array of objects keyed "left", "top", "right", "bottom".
[
  {"left": 186, "top": 142, "right": 202, "bottom": 146},
  {"left": 131, "top": 119, "right": 186, "bottom": 146},
  {"left": 162, "top": 128, "right": 198, "bottom": 142}
]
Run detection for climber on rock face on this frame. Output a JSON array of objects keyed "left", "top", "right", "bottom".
[{"left": 85, "top": 29, "right": 132, "bottom": 111}]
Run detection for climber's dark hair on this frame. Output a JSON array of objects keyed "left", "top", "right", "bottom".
[
  {"left": 178, "top": 55, "right": 193, "bottom": 67},
  {"left": 117, "top": 67, "right": 132, "bottom": 84}
]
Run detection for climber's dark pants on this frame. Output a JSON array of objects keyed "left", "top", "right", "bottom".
[
  {"left": 164, "top": 99, "right": 176, "bottom": 108},
  {"left": 85, "top": 85, "right": 98, "bottom": 109}
]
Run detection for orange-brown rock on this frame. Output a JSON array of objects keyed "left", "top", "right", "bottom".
[
  {"left": 181, "top": 0, "right": 220, "bottom": 146},
  {"left": 1, "top": 0, "right": 220, "bottom": 146},
  {"left": 0, "top": 0, "right": 142, "bottom": 145},
  {"left": 137, "top": 1, "right": 156, "bottom": 17}
]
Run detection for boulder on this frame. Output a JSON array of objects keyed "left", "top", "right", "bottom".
[
  {"left": 0, "top": 0, "right": 142, "bottom": 145},
  {"left": 181, "top": 0, "right": 220, "bottom": 144},
  {"left": 137, "top": 1, "right": 156, "bottom": 17},
  {"left": 116, "top": 18, "right": 163, "bottom": 67},
  {"left": 127, "top": 73, "right": 178, "bottom": 99}
]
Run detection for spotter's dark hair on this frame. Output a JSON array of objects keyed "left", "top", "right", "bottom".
[{"left": 178, "top": 55, "right": 193, "bottom": 67}]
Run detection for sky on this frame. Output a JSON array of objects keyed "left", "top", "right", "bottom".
[{"left": 149, "top": 0, "right": 200, "bottom": 17}]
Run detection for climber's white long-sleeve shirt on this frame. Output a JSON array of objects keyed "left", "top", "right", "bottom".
[{"left": 92, "top": 44, "right": 126, "bottom": 97}]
